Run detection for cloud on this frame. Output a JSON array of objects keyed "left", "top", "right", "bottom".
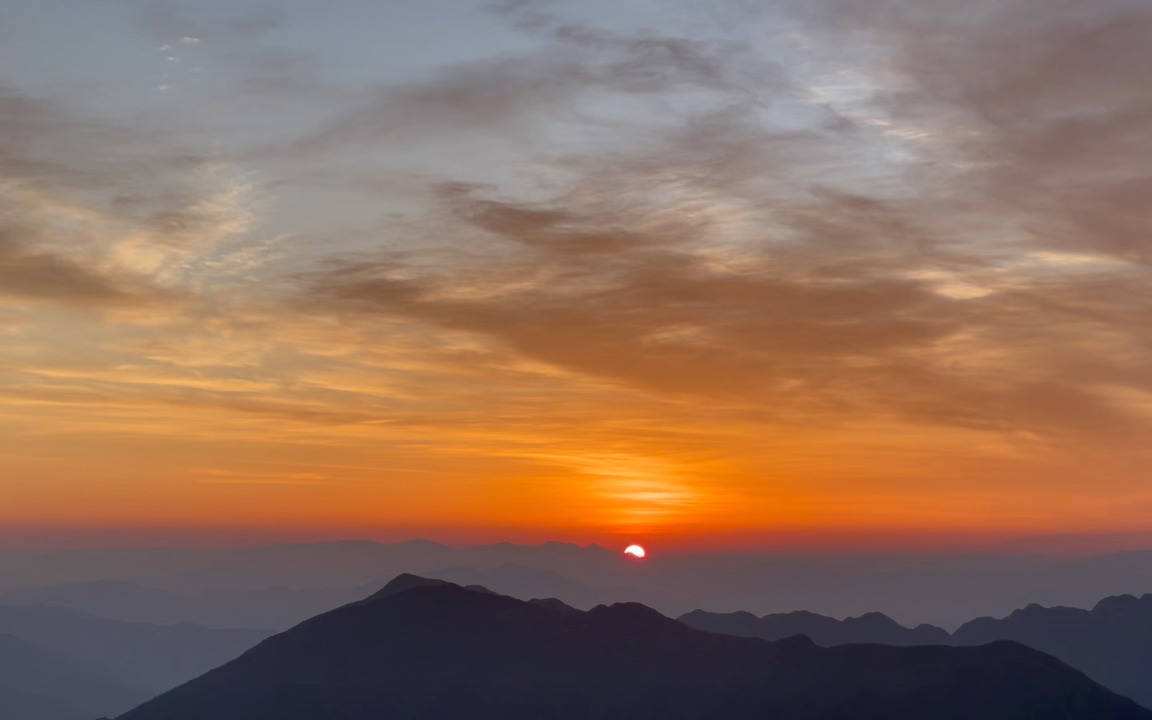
[
  {"left": 257, "top": 8, "right": 785, "bottom": 160},
  {"left": 296, "top": 0, "right": 1152, "bottom": 444},
  {"left": 0, "top": 84, "right": 266, "bottom": 306},
  {"left": 6, "top": 0, "right": 1152, "bottom": 541},
  {"left": 0, "top": 231, "right": 133, "bottom": 303},
  {"left": 136, "top": 2, "right": 286, "bottom": 42},
  {"left": 309, "top": 186, "right": 955, "bottom": 402}
]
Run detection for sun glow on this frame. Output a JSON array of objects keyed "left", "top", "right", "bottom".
[{"left": 624, "top": 544, "right": 646, "bottom": 558}]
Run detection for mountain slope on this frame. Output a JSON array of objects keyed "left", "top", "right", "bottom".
[
  {"left": 118, "top": 575, "right": 1151, "bottom": 720},
  {"left": 0, "top": 633, "right": 148, "bottom": 720},
  {"left": 0, "top": 605, "right": 271, "bottom": 694},
  {"left": 952, "top": 594, "right": 1152, "bottom": 709}
]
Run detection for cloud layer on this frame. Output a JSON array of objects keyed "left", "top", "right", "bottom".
[{"left": 2, "top": 0, "right": 1152, "bottom": 547}]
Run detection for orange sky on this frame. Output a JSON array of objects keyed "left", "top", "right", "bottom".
[{"left": 3, "top": 0, "right": 1152, "bottom": 552}]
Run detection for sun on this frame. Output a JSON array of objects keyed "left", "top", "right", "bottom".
[{"left": 623, "top": 544, "right": 646, "bottom": 559}]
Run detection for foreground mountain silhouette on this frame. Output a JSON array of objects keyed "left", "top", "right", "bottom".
[{"left": 116, "top": 575, "right": 1150, "bottom": 720}]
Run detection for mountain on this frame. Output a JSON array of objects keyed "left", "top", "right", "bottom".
[
  {"left": 682, "top": 593, "right": 1152, "bottom": 710},
  {"left": 0, "top": 605, "right": 271, "bottom": 694},
  {"left": 679, "top": 608, "right": 950, "bottom": 646},
  {"left": 952, "top": 594, "right": 1152, "bottom": 709},
  {"left": 117, "top": 575, "right": 1151, "bottom": 720},
  {"left": 0, "top": 633, "right": 148, "bottom": 720}
]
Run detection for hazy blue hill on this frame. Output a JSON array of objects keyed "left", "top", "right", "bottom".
[
  {"left": 0, "top": 605, "right": 271, "bottom": 694},
  {"left": 0, "top": 580, "right": 376, "bottom": 630},
  {"left": 0, "top": 540, "right": 463, "bottom": 593},
  {"left": 952, "top": 594, "right": 1152, "bottom": 709},
  {"left": 0, "top": 683, "right": 93, "bottom": 720},
  {"left": 115, "top": 574, "right": 1151, "bottom": 720},
  {"left": 0, "top": 633, "right": 148, "bottom": 720},
  {"left": 679, "top": 608, "right": 950, "bottom": 646}
]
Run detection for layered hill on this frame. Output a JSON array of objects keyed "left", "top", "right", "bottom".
[
  {"left": 117, "top": 575, "right": 1151, "bottom": 720},
  {"left": 0, "top": 633, "right": 147, "bottom": 720},
  {"left": 0, "top": 605, "right": 271, "bottom": 695},
  {"left": 0, "top": 580, "right": 373, "bottom": 631}
]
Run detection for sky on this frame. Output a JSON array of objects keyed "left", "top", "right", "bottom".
[{"left": 2, "top": 0, "right": 1152, "bottom": 552}]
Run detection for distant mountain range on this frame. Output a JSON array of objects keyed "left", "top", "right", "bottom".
[
  {"left": 0, "top": 562, "right": 631, "bottom": 631},
  {"left": 11, "top": 539, "right": 1152, "bottom": 627},
  {"left": 115, "top": 575, "right": 1151, "bottom": 720},
  {"left": 681, "top": 593, "right": 1152, "bottom": 710}
]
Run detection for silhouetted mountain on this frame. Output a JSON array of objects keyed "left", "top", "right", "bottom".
[
  {"left": 117, "top": 574, "right": 1151, "bottom": 720},
  {"left": 951, "top": 594, "right": 1152, "bottom": 709},
  {"left": 0, "top": 633, "right": 148, "bottom": 720},
  {"left": 683, "top": 592, "right": 1152, "bottom": 710},
  {"left": 0, "top": 606, "right": 271, "bottom": 695},
  {"left": 679, "top": 608, "right": 949, "bottom": 646}
]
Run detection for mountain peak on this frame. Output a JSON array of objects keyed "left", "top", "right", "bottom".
[
  {"left": 361, "top": 574, "right": 502, "bottom": 605},
  {"left": 588, "top": 602, "right": 678, "bottom": 631},
  {"left": 1092, "top": 594, "right": 1142, "bottom": 615},
  {"left": 528, "top": 597, "right": 580, "bottom": 613},
  {"left": 361, "top": 574, "right": 451, "bottom": 603}
]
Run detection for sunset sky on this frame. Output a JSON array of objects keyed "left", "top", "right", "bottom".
[{"left": 3, "top": 0, "right": 1152, "bottom": 552}]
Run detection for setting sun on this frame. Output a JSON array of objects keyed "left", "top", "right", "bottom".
[{"left": 624, "top": 545, "right": 646, "bottom": 559}]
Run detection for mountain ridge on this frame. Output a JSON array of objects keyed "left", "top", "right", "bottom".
[
  {"left": 681, "top": 591, "right": 1152, "bottom": 709},
  {"left": 115, "top": 575, "right": 1152, "bottom": 720}
]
